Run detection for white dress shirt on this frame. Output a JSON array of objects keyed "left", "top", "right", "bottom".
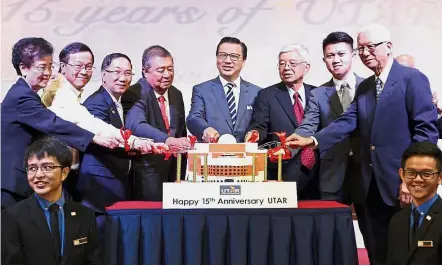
[
  {"left": 153, "top": 89, "right": 170, "bottom": 123},
  {"left": 333, "top": 73, "right": 357, "bottom": 101},
  {"left": 49, "top": 76, "right": 117, "bottom": 136},
  {"left": 376, "top": 57, "right": 394, "bottom": 89},
  {"left": 219, "top": 75, "right": 241, "bottom": 109},
  {"left": 287, "top": 84, "right": 306, "bottom": 110}
]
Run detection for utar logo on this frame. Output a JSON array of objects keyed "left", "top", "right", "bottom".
[{"left": 220, "top": 185, "right": 241, "bottom": 195}]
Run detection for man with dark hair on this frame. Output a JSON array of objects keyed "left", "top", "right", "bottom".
[
  {"left": 294, "top": 31, "right": 364, "bottom": 203},
  {"left": 1, "top": 137, "right": 101, "bottom": 264},
  {"left": 124, "top": 45, "right": 188, "bottom": 201},
  {"left": 1, "top": 37, "right": 120, "bottom": 209},
  {"left": 78, "top": 53, "right": 154, "bottom": 231},
  {"left": 387, "top": 141, "right": 442, "bottom": 264},
  {"left": 187, "top": 36, "right": 261, "bottom": 143}
]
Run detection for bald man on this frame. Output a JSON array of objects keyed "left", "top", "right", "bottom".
[{"left": 395, "top": 54, "right": 415, "bottom": 68}]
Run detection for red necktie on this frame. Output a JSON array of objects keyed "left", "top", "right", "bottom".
[
  {"left": 158, "top": 96, "right": 170, "bottom": 134},
  {"left": 293, "top": 92, "right": 316, "bottom": 169}
]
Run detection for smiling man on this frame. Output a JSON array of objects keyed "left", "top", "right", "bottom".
[
  {"left": 1, "top": 137, "right": 101, "bottom": 264},
  {"left": 387, "top": 141, "right": 442, "bottom": 264},
  {"left": 187, "top": 37, "right": 261, "bottom": 143}
]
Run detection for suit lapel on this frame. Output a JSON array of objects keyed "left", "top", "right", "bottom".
[
  {"left": 211, "top": 78, "right": 233, "bottom": 130},
  {"left": 376, "top": 61, "right": 399, "bottom": 109},
  {"left": 168, "top": 87, "right": 178, "bottom": 137},
  {"left": 28, "top": 196, "right": 59, "bottom": 263},
  {"left": 99, "top": 87, "right": 123, "bottom": 128},
  {"left": 407, "top": 197, "right": 441, "bottom": 264},
  {"left": 234, "top": 79, "right": 249, "bottom": 131},
  {"left": 364, "top": 77, "right": 377, "bottom": 126},
  {"left": 62, "top": 202, "right": 79, "bottom": 264},
  {"left": 324, "top": 82, "right": 343, "bottom": 118},
  {"left": 275, "top": 82, "right": 298, "bottom": 127}
]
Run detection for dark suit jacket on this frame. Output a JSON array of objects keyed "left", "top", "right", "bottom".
[
  {"left": 295, "top": 75, "right": 364, "bottom": 200},
  {"left": 123, "top": 78, "right": 187, "bottom": 200},
  {"left": 387, "top": 196, "right": 442, "bottom": 264},
  {"left": 247, "top": 82, "right": 318, "bottom": 191},
  {"left": 187, "top": 77, "right": 261, "bottom": 142},
  {"left": 1, "top": 195, "right": 101, "bottom": 265},
  {"left": 78, "top": 87, "right": 132, "bottom": 213},
  {"left": 438, "top": 117, "right": 442, "bottom": 139},
  {"left": 314, "top": 60, "right": 439, "bottom": 205},
  {"left": 1, "top": 78, "right": 94, "bottom": 203}
]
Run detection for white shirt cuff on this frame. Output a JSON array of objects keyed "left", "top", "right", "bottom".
[{"left": 311, "top": 136, "right": 319, "bottom": 148}]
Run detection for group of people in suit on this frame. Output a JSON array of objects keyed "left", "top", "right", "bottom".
[{"left": 1, "top": 21, "right": 442, "bottom": 264}]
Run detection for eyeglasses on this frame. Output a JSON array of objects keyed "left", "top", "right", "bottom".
[
  {"left": 355, "top": 42, "right": 386, "bottom": 54},
  {"left": 402, "top": 169, "right": 440, "bottom": 180},
  {"left": 217, "top": 52, "right": 241, "bottom": 62},
  {"left": 26, "top": 164, "right": 63, "bottom": 175},
  {"left": 65, "top": 63, "right": 95, "bottom": 72},
  {"left": 278, "top": 61, "right": 306, "bottom": 69},
  {"left": 32, "top": 65, "right": 54, "bottom": 73},
  {"left": 104, "top": 69, "right": 135, "bottom": 78}
]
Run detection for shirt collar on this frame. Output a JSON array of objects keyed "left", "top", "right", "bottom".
[
  {"left": 60, "top": 75, "right": 83, "bottom": 98},
  {"left": 333, "top": 73, "right": 357, "bottom": 90},
  {"left": 103, "top": 86, "right": 122, "bottom": 104},
  {"left": 35, "top": 192, "right": 65, "bottom": 211},
  {"left": 376, "top": 57, "right": 394, "bottom": 85},
  {"left": 219, "top": 75, "right": 241, "bottom": 89},
  {"left": 411, "top": 194, "right": 440, "bottom": 215},
  {"left": 153, "top": 89, "right": 169, "bottom": 103},
  {"left": 286, "top": 84, "right": 305, "bottom": 102}
]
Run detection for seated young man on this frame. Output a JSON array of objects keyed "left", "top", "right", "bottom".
[
  {"left": 1, "top": 137, "right": 101, "bottom": 265},
  {"left": 387, "top": 141, "right": 442, "bottom": 265}
]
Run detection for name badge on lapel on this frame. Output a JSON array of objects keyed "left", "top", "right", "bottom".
[
  {"left": 417, "top": 240, "right": 433, "bottom": 248},
  {"left": 73, "top": 237, "right": 88, "bottom": 246},
  {"left": 247, "top": 105, "right": 253, "bottom": 110}
]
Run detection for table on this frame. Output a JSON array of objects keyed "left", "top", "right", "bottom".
[{"left": 104, "top": 201, "right": 358, "bottom": 265}]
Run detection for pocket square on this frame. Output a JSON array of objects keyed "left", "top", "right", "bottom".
[
  {"left": 73, "top": 237, "right": 88, "bottom": 246},
  {"left": 247, "top": 105, "right": 253, "bottom": 110}
]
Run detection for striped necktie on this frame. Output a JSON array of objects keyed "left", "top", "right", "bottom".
[
  {"left": 226, "top": 82, "right": 237, "bottom": 127},
  {"left": 375, "top": 78, "right": 383, "bottom": 102}
]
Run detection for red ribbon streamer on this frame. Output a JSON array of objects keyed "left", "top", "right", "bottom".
[
  {"left": 120, "top": 127, "right": 132, "bottom": 151},
  {"left": 267, "top": 132, "right": 292, "bottom": 162},
  {"left": 189, "top": 136, "right": 197, "bottom": 149}
]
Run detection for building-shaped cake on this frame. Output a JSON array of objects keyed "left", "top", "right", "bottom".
[{"left": 186, "top": 141, "right": 267, "bottom": 182}]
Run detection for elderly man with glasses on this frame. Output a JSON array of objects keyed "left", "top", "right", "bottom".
[{"left": 286, "top": 23, "right": 438, "bottom": 264}]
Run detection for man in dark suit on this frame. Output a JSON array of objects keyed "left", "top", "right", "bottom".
[
  {"left": 2, "top": 137, "right": 101, "bottom": 265},
  {"left": 295, "top": 32, "right": 364, "bottom": 203},
  {"left": 245, "top": 44, "right": 318, "bottom": 197},
  {"left": 287, "top": 23, "right": 438, "bottom": 264},
  {"left": 78, "top": 53, "right": 154, "bottom": 231},
  {"left": 1, "top": 37, "right": 122, "bottom": 209},
  {"left": 124, "top": 45, "right": 188, "bottom": 201},
  {"left": 187, "top": 37, "right": 261, "bottom": 143},
  {"left": 387, "top": 141, "right": 442, "bottom": 264}
]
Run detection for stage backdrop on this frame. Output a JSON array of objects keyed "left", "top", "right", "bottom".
[{"left": 2, "top": 0, "right": 442, "bottom": 115}]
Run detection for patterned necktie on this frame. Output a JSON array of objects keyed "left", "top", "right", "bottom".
[
  {"left": 226, "top": 82, "right": 237, "bottom": 127},
  {"left": 158, "top": 96, "right": 170, "bottom": 134},
  {"left": 375, "top": 78, "right": 383, "bottom": 102},
  {"left": 293, "top": 92, "right": 316, "bottom": 169},
  {"left": 49, "top": 204, "right": 61, "bottom": 260},
  {"left": 339, "top": 82, "right": 351, "bottom": 112},
  {"left": 115, "top": 101, "right": 124, "bottom": 124}
]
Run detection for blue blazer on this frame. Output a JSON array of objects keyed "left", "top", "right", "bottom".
[
  {"left": 314, "top": 60, "right": 438, "bottom": 206},
  {"left": 247, "top": 82, "right": 318, "bottom": 190},
  {"left": 296, "top": 75, "right": 364, "bottom": 196},
  {"left": 1, "top": 78, "right": 94, "bottom": 201},
  {"left": 186, "top": 77, "right": 261, "bottom": 142},
  {"left": 78, "top": 87, "right": 132, "bottom": 213}
]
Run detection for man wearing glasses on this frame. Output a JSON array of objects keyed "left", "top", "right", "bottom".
[
  {"left": 124, "top": 45, "right": 188, "bottom": 201},
  {"left": 387, "top": 141, "right": 442, "bottom": 264},
  {"left": 187, "top": 37, "right": 261, "bottom": 143},
  {"left": 286, "top": 23, "right": 438, "bottom": 264},
  {"left": 245, "top": 44, "right": 318, "bottom": 198},
  {"left": 1, "top": 137, "right": 101, "bottom": 264}
]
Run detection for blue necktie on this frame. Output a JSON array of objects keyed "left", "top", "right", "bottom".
[{"left": 226, "top": 82, "right": 237, "bottom": 126}]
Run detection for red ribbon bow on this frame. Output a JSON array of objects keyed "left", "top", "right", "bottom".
[
  {"left": 267, "top": 132, "right": 292, "bottom": 162},
  {"left": 120, "top": 127, "right": 132, "bottom": 151}
]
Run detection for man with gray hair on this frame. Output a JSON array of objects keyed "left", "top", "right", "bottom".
[
  {"left": 245, "top": 44, "right": 318, "bottom": 198},
  {"left": 286, "top": 23, "right": 438, "bottom": 264},
  {"left": 124, "top": 45, "right": 188, "bottom": 201}
]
